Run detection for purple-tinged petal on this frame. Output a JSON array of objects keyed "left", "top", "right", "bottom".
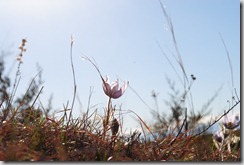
[
  {"left": 102, "top": 76, "right": 128, "bottom": 99},
  {"left": 103, "top": 82, "right": 111, "bottom": 97},
  {"left": 213, "top": 130, "right": 224, "bottom": 143},
  {"left": 222, "top": 114, "right": 240, "bottom": 130},
  {"left": 121, "top": 81, "right": 128, "bottom": 93},
  {"left": 111, "top": 89, "right": 123, "bottom": 99},
  {"left": 110, "top": 80, "right": 120, "bottom": 94}
]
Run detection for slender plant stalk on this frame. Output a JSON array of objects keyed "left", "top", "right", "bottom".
[
  {"left": 83, "top": 86, "right": 94, "bottom": 129},
  {"left": 103, "top": 97, "right": 112, "bottom": 139},
  {"left": 219, "top": 33, "right": 234, "bottom": 106},
  {"left": 67, "top": 35, "right": 77, "bottom": 127},
  {"left": 30, "top": 86, "right": 44, "bottom": 108}
]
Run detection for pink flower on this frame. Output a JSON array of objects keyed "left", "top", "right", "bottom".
[
  {"left": 102, "top": 76, "right": 128, "bottom": 99},
  {"left": 222, "top": 114, "right": 240, "bottom": 130},
  {"left": 213, "top": 130, "right": 224, "bottom": 143}
]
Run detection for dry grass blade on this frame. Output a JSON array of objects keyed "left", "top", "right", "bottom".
[{"left": 127, "top": 109, "right": 156, "bottom": 142}]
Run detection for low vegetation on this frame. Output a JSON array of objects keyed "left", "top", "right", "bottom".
[{"left": 0, "top": 3, "right": 240, "bottom": 161}]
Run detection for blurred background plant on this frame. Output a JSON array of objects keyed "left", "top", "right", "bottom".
[
  {"left": 0, "top": 39, "right": 46, "bottom": 124},
  {"left": 213, "top": 114, "right": 240, "bottom": 161}
]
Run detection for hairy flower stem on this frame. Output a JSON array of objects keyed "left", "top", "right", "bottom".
[{"left": 103, "top": 97, "right": 112, "bottom": 139}]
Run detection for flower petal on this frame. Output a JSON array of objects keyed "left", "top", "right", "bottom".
[
  {"left": 223, "top": 114, "right": 240, "bottom": 130},
  {"left": 121, "top": 81, "right": 128, "bottom": 93},
  {"left": 213, "top": 130, "right": 224, "bottom": 143},
  {"left": 102, "top": 82, "right": 111, "bottom": 97},
  {"left": 111, "top": 79, "right": 119, "bottom": 93},
  {"left": 102, "top": 76, "right": 128, "bottom": 99},
  {"left": 111, "top": 81, "right": 128, "bottom": 99}
]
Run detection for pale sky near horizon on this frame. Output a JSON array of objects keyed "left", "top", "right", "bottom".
[{"left": 0, "top": 0, "right": 240, "bottom": 133}]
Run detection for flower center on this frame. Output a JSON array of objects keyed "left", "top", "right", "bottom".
[{"left": 227, "top": 122, "right": 233, "bottom": 128}]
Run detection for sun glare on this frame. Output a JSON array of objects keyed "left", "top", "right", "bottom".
[{"left": 3, "top": 0, "right": 71, "bottom": 17}]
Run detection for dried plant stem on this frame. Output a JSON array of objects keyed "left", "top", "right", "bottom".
[
  {"left": 159, "top": 0, "right": 189, "bottom": 88},
  {"left": 81, "top": 55, "right": 107, "bottom": 88},
  {"left": 83, "top": 87, "right": 94, "bottom": 129},
  {"left": 155, "top": 39, "right": 184, "bottom": 86},
  {"left": 67, "top": 36, "right": 76, "bottom": 127},
  {"left": 219, "top": 33, "right": 234, "bottom": 106}
]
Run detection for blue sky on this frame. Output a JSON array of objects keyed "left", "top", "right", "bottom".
[{"left": 0, "top": 0, "right": 240, "bottom": 133}]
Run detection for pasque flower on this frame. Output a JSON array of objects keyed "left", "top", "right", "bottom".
[
  {"left": 222, "top": 114, "right": 240, "bottom": 130},
  {"left": 213, "top": 130, "right": 224, "bottom": 143},
  {"left": 102, "top": 75, "right": 128, "bottom": 99}
]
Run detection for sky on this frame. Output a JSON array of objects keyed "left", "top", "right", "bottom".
[{"left": 0, "top": 0, "right": 241, "bottom": 134}]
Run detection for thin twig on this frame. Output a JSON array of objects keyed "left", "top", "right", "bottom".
[
  {"left": 169, "top": 108, "right": 187, "bottom": 145},
  {"left": 190, "top": 100, "right": 240, "bottom": 139}
]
